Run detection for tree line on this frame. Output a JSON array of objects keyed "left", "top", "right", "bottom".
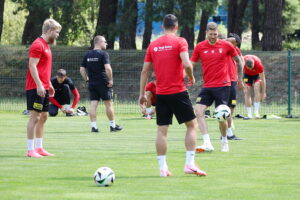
[{"left": 0, "top": 0, "right": 299, "bottom": 50}]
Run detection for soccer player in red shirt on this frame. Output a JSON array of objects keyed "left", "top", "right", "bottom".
[
  {"left": 141, "top": 73, "right": 156, "bottom": 119},
  {"left": 191, "top": 22, "right": 244, "bottom": 153},
  {"left": 139, "top": 14, "right": 206, "bottom": 177},
  {"left": 243, "top": 55, "right": 266, "bottom": 119},
  {"left": 224, "top": 33, "right": 245, "bottom": 140},
  {"left": 25, "top": 19, "right": 61, "bottom": 158}
]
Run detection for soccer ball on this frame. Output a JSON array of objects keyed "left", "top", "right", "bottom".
[
  {"left": 213, "top": 104, "right": 231, "bottom": 121},
  {"left": 93, "top": 167, "right": 115, "bottom": 187}
]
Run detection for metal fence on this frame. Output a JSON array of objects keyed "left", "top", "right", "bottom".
[{"left": 0, "top": 46, "right": 299, "bottom": 117}]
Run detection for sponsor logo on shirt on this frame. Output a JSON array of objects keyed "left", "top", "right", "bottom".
[
  {"left": 153, "top": 46, "right": 173, "bottom": 52},
  {"left": 87, "top": 58, "right": 99, "bottom": 62}
]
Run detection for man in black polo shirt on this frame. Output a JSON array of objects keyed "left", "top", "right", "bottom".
[
  {"left": 80, "top": 35, "right": 122, "bottom": 133},
  {"left": 49, "top": 69, "right": 80, "bottom": 116}
]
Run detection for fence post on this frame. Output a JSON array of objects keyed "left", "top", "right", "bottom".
[{"left": 287, "top": 49, "right": 292, "bottom": 117}]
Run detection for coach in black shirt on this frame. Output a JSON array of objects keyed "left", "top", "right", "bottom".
[{"left": 80, "top": 35, "right": 122, "bottom": 133}]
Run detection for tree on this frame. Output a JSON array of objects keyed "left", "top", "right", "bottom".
[
  {"left": 0, "top": 0, "right": 4, "bottom": 42},
  {"left": 162, "top": 0, "right": 175, "bottom": 14},
  {"left": 197, "top": 0, "right": 218, "bottom": 43},
  {"left": 251, "top": 0, "right": 261, "bottom": 49},
  {"left": 20, "top": 0, "right": 51, "bottom": 45},
  {"left": 179, "top": 0, "right": 196, "bottom": 49},
  {"left": 142, "top": 0, "right": 153, "bottom": 49},
  {"left": 94, "top": 0, "right": 118, "bottom": 49},
  {"left": 227, "top": 0, "right": 250, "bottom": 41},
  {"left": 119, "top": 0, "right": 137, "bottom": 49},
  {"left": 262, "top": 0, "right": 283, "bottom": 50}
]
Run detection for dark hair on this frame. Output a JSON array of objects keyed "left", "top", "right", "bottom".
[
  {"left": 57, "top": 69, "right": 66, "bottom": 77},
  {"left": 228, "top": 33, "right": 241, "bottom": 46},
  {"left": 163, "top": 14, "right": 178, "bottom": 30}
]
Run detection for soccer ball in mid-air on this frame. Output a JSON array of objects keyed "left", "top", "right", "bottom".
[
  {"left": 213, "top": 104, "right": 231, "bottom": 121},
  {"left": 94, "top": 167, "right": 115, "bottom": 187}
]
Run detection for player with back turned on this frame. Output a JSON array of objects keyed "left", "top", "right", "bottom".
[{"left": 139, "top": 14, "right": 206, "bottom": 177}]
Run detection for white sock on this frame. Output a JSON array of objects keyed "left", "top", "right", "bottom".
[
  {"left": 157, "top": 155, "right": 168, "bottom": 170},
  {"left": 27, "top": 139, "right": 34, "bottom": 151},
  {"left": 246, "top": 107, "right": 252, "bottom": 118},
  {"left": 109, "top": 120, "right": 116, "bottom": 128},
  {"left": 254, "top": 102, "right": 260, "bottom": 114},
  {"left": 146, "top": 108, "right": 152, "bottom": 115},
  {"left": 221, "top": 136, "right": 228, "bottom": 143},
  {"left": 227, "top": 128, "right": 233, "bottom": 137},
  {"left": 185, "top": 151, "right": 195, "bottom": 166},
  {"left": 202, "top": 133, "right": 211, "bottom": 144},
  {"left": 91, "top": 121, "right": 97, "bottom": 129},
  {"left": 35, "top": 138, "right": 43, "bottom": 148},
  {"left": 65, "top": 104, "right": 70, "bottom": 111}
]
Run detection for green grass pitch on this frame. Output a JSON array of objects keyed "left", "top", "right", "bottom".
[{"left": 0, "top": 112, "right": 299, "bottom": 200}]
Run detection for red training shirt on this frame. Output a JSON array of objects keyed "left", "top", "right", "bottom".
[
  {"left": 145, "top": 81, "right": 156, "bottom": 104},
  {"left": 243, "top": 55, "right": 264, "bottom": 76},
  {"left": 228, "top": 47, "right": 242, "bottom": 82},
  {"left": 25, "top": 37, "right": 52, "bottom": 90},
  {"left": 144, "top": 34, "right": 188, "bottom": 95},
  {"left": 191, "top": 39, "right": 238, "bottom": 88}
]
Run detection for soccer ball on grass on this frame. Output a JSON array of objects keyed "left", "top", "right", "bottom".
[
  {"left": 94, "top": 167, "right": 115, "bottom": 187},
  {"left": 213, "top": 104, "right": 231, "bottom": 121}
]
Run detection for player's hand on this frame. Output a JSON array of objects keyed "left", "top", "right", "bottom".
[
  {"left": 261, "top": 93, "right": 267, "bottom": 101},
  {"left": 49, "top": 85, "right": 55, "bottom": 97},
  {"left": 237, "top": 79, "right": 245, "bottom": 90},
  {"left": 188, "top": 76, "right": 195, "bottom": 86},
  {"left": 139, "top": 95, "right": 147, "bottom": 107},
  {"left": 37, "top": 85, "right": 46, "bottom": 97},
  {"left": 61, "top": 107, "right": 66, "bottom": 113},
  {"left": 107, "top": 80, "right": 113, "bottom": 88},
  {"left": 66, "top": 108, "right": 75, "bottom": 114}
]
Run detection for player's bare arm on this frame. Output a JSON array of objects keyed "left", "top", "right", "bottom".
[
  {"left": 180, "top": 52, "right": 195, "bottom": 86},
  {"left": 49, "top": 81, "right": 55, "bottom": 97},
  {"left": 139, "top": 62, "right": 152, "bottom": 106},
  {"left": 233, "top": 55, "right": 244, "bottom": 89},
  {"left": 260, "top": 72, "right": 267, "bottom": 100},
  {"left": 80, "top": 66, "right": 89, "bottom": 82},
  {"left": 29, "top": 57, "right": 45, "bottom": 97},
  {"left": 104, "top": 64, "right": 113, "bottom": 88}
]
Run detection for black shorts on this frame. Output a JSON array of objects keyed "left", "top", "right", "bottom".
[
  {"left": 244, "top": 74, "right": 260, "bottom": 86},
  {"left": 228, "top": 81, "right": 237, "bottom": 108},
  {"left": 26, "top": 89, "right": 49, "bottom": 112},
  {"left": 196, "top": 86, "right": 230, "bottom": 107},
  {"left": 156, "top": 91, "right": 196, "bottom": 125},
  {"left": 88, "top": 84, "right": 113, "bottom": 101}
]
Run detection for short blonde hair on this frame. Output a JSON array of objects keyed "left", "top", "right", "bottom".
[
  {"left": 94, "top": 35, "right": 105, "bottom": 45},
  {"left": 42, "top": 19, "right": 62, "bottom": 34}
]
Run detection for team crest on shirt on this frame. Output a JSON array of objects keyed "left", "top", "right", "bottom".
[
  {"left": 219, "top": 48, "right": 223, "bottom": 53},
  {"left": 204, "top": 51, "right": 208, "bottom": 54},
  {"left": 154, "top": 47, "right": 158, "bottom": 52}
]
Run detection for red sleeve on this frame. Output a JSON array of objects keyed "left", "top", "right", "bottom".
[
  {"left": 190, "top": 44, "right": 200, "bottom": 63},
  {"left": 50, "top": 97, "right": 63, "bottom": 109},
  {"left": 255, "top": 58, "right": 264, "bottom": 73},
  {"left": 178, "top": 37, "right": 188, "bottom": 53},
  {"left": 71, "top": 88, "right": 80, "bottom": 109},
  {"left": 144, "top": 46, "right": 153, "bottom": 62},
  {"left": 226, "top": 42, "right": 238, "bottom": 58},
  {"left": 29, "top": 41, "right": 43, "bottom": 58}
]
